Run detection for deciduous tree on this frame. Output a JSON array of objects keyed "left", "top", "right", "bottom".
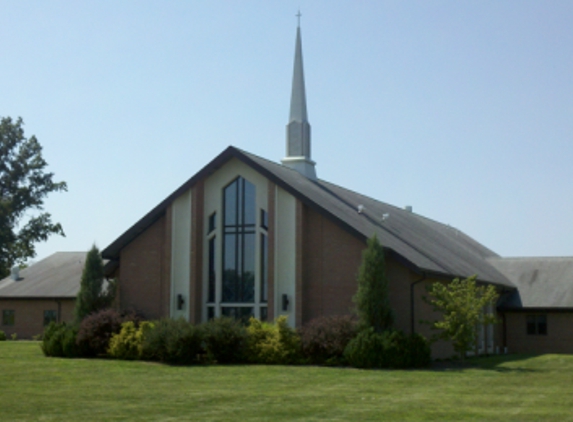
[
  {"left": 0, "top": 117, "right": 67, "bottom": 278},
  {"left": 425, "top": 275, "right": 498, "bottom": 361}
]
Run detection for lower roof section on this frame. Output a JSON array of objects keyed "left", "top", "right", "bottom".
[
  {"left": 490, "top": 257, "right": 573, "bottom": 308},
  {"left": 0, "top": 252, "right": 85, "bottom": 299}
]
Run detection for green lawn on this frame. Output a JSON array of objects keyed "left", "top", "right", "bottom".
[{"left": 2, "top": 342, "right": 573, "bottom": 421}]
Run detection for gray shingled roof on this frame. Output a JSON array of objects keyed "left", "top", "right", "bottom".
[
  {"left": 0, "top": 252, "right": 85, "bottom": 298},
  {"left": 102, "top": 146, "right": 516, "bottom": 288},
  {"left": 488, "top": 257, "right": 573, "bottom": 308},
  {"left": 240, "top": 149, "right": 515, "bottom": 287}
]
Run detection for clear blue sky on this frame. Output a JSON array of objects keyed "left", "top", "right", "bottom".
[{"left": 1, "top": 1, "right": 572, "bottom": 263}]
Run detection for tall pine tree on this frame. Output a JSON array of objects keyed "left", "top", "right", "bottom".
[
  {"left": 353, "top": 235, "right": 393, "bottom": 332},
  {"left": 75, "top": 245, "right": 116, "bottom": 322}
]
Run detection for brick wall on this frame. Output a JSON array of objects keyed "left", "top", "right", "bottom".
[
  {"left": 412, "top": 279, "right": 456, "bottom": 359},
  {"left": 0, "top": 298, "right": 75, "bottom": 339},
  {"left": 119, "top": 215, "right": 169, "bottom": 319},
  {"left": 299, "top": 205, "right": 459, "bottom": 359},
  {"left": 504, "top": 311, "right": 573, "bottom": 354},
  {"left": 301, "top": 205, "right": 365, "bottom": 324}
]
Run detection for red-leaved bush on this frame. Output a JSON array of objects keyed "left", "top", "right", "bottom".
[
  {"left": 76, "top": 309, "right": 140, "bottom": 356},
  {"left": 298, "top": 315, "right": 359, "bottom": 365}
]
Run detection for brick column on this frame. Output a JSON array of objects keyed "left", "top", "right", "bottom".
[
  {"left": 162, "top": 205, "right": 173, "bottom": 317},
  {"left": 267, "top": 182, "right": 276, "bottom": 319},
  {"left": 295, "top": 200, "right": 304, "bottom": 327},
  {"left": 190, "top": 181, "right": 205, "bottom": 324}
]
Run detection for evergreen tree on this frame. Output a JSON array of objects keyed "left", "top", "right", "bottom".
[
  {"left": 75, "top": 245, "right": 117, "bottom": 322},
  {"left": 353, "top": 235, "right": 393, "bottom": 332}
]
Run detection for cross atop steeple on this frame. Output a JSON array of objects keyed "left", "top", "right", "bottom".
[
  {"left": 296, "top": 10, "right": 302, "bottom": 26},
  {"left": 281, "top": 19, "right": 317, "bottom": 180}
]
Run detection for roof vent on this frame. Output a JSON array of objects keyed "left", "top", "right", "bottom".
[
  {"left": 381, "top": 213, "right": 390, "bottom": 222},
  {"left": 405, "top": 205, "right": 413, "bottom": 213},
  {"left": 357, "top": 204, "right": 364, "bottom": 214},
  {"left": 11, "top": 266, "right": 20, "bottom": 281}
]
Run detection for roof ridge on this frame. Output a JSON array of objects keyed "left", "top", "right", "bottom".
[{"left": 489, "top": 256, "right": 573, "bottom": 261}]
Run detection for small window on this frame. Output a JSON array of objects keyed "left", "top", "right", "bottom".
[
  {"left": 44, "top": 310, "right": 57, "bottom": 326},
  {"left": 527, "top": 314, "right": 547, "bottom": 336},
  {"left": 2, "top": 310, "right": 15, "bottom": 326},
  {"left": 537, "top": 315, "right": 547, "bottom": 335},
  {"left": 260, "top": 209, "right": 268, "bottom": 230},
  {"left": 208, "top": 212, "right": 217, "bottom": 234}
]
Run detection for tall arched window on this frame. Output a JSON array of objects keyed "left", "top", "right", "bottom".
[{"left": 206, "top": 176, "right": 267, "bottom": 322}]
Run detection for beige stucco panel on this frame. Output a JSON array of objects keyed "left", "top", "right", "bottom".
[
  {"left": 170, "top": 189, "right": 192, "bottom": 320},
  {"left": 275, "top": 186, "right": 297, "bottom": 327}
]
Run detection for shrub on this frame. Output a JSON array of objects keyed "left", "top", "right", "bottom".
[
  {"left": 344, "top": 328, "right": 431, "bottom": 369},
  {"left": 140, "top": 318, "right": 203, "bottom": 365},
  {"left": 246, "top": 316, "right": 301, "bottom": 365},
  {"left": 407, "top": 333, "right": 432, "bottom": 368},
  {"left": 0, "top": 330, "right": 6, "bottom": 341},
  {"left": 201, "top": 317, "right": 248, "bottom": 364},
  {"left": 41, "top": 322, "right": 87, "bottom": 358},
  {"left": 76, "top": 309, "right": 138, "bottom": 357},
  {"left": 298, "top": 315, "right": 359, "bottom": 365},
  {"left": 108, "top": 321, "right": 154, "bottom": 360},
  {"left": 61, "top": 326, "right": 86, "bottom": 357},
  {"left": 343, "top": 327, "right": 386, "bottom": 369},
  {"left": 10, "top": 333, "right": 17, "bottom": 341},
  {"left": 42, "top": 322, "right": 65, "bottom": 357}
]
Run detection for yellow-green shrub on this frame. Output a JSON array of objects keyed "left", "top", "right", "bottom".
[
  {"left": 246, "top": 316, "right": 301, "bottom": 364},
  {"left": 108, "top": 321, "right": 154, "bottom": 360}
]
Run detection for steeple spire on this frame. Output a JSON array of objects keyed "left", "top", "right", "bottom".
[
  {"left": 289, "top": 23, "right": 308, "bottom": 124},
  {"left": 282, "top": 15, "right": 317, "bottom": 180}
]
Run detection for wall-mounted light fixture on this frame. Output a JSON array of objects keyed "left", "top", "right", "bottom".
[
  {"left": 282, "top": 294, "right": 289, "bottom": 312},
  {"left": 177, "top": 294, "right": 185, "bottom": 310}
]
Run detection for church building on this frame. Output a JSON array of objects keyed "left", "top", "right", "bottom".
[{"left": 101, "top": 24, "right": 573, "bottom": 359}]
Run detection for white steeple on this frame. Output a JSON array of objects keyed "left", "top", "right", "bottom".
[{"left": 282, "top": 14, "right": 317, "bottom": 180}]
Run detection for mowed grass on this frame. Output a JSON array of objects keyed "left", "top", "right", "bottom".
[{"left": 2, "top": 342, "right": 573, "bottom": 421}]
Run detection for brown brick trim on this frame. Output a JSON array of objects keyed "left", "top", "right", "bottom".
[
  {"left": 163, "top": 205, "right": 173, "bottom": 317},
  {"left": 190, "top": 181, "right": 205, "bottom": 324},
  {"left": 267, "top": 181, "right": 276, "bottom": 320},
  {"left": 295, "top": 199, "right": 304, "bottom": 327}
]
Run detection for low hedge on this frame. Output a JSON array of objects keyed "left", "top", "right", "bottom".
[{"left": 39, "top": 313, "right": 431, "bottom": 369}]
